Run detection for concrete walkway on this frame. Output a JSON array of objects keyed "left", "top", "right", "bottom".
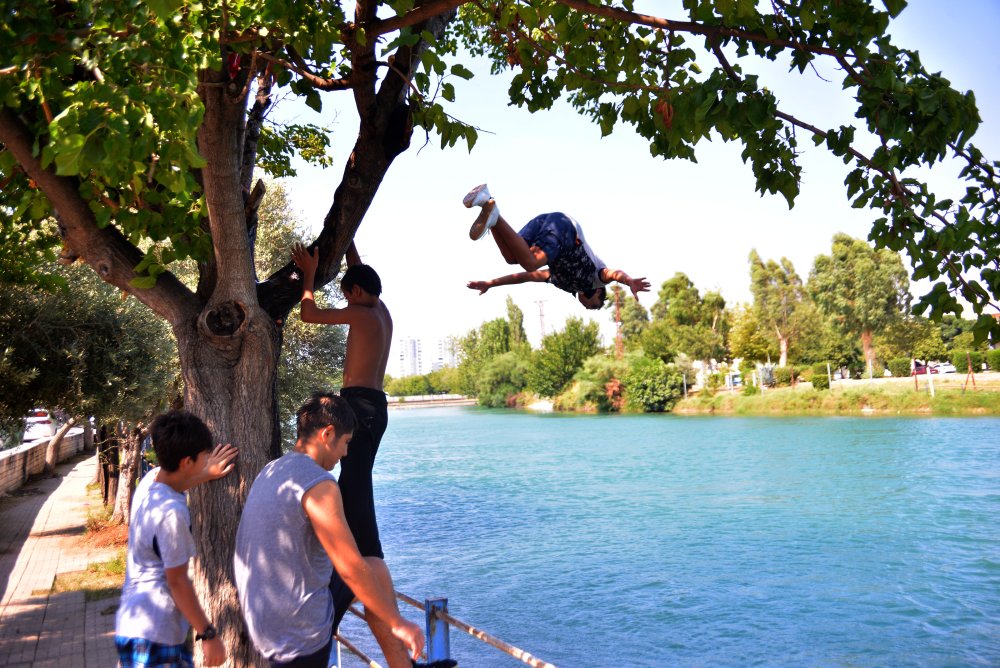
[{"left": 0, "top": 453, "right": 119, "bottom": 667}]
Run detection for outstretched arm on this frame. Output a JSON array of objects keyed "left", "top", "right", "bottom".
[
  {"left": 600, "top": 268, "right": 650, "bottom": 299},
  {"left": 467, "top": 269, "right": 550, "bottom": 294},
  {"left": 346, "top": 240, "right": 362, "bottom": 267},
  {"left": 304, "top": 481, "right": 424, "bottom": 661}
]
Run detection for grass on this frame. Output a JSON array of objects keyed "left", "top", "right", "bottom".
[
  {"left": 675, "top": 376, "right": 1000, "bottom": 416},
  {"left": 51, "top": 547, "right": 126, "bottom": 601}
]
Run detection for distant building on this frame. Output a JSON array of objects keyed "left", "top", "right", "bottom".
[
  {"left": 395, "top": 337, "right": 423, "bottom": 377},
  {"left": 429, "top": 338, "right": 457, "bottom": 371}
]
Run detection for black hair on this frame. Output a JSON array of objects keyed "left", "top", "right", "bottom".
[
  {"left": 296, "top": 392, "right": 357, "bottom": 442},
  {"left": 150, "top": 411, "right": 213, "bottom": 472},
  {"left": 341, "top": 264, "right": 382, "bottom": 297},
  {"left": 579, "top": 286, "right": 607, "bottom": 309}
]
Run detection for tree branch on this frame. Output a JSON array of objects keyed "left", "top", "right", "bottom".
[
  {"left": 255, "top": 51, "right": 352, "bottom": 91},
  {"left": 370, "top": 0, "right": 467, "bottom": 37},
  {"left": 0, "top": 109, "right": 202, "bottom": 325}
]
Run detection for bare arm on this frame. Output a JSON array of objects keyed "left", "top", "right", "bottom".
[
  {"left": 346, "top": 240, "right": 362, "bottom": 267},
  {"left": 467, "top": 269, "right": 550, "bottom": 295},
  {"left": 599, "top": 268, "right": 651, "bottom": 299},
  {"left": 165, "top": 565, "right": 226, "bottom": 666},
  {"left": 303, "top": 481, "right": 424, "bottom": 660},
  {"left": 291, "top": 243, "right": 364, "bottom": 325}
]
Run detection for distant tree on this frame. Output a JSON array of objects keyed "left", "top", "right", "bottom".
[
  {"left": 728, "top": 304, "right": 775, "bottom": 364},
  {"left": 809, "top": 234, "right": 909, "bottom": 375},
  {"left": 644, "top": 273, "right": 726, "bottom": 365},
  {"left": 528, "top": 317, "right": 601, "bottom": 398},
  {"left": 875, "top": 316, "right": 947, "bottom": 363},
  {"left": 606, "top": 285, "right": 649, "bottom": 351},
  {"left": 749, "top": 250, "right": 808, "bottom": 367},
  {"left": 505, "top": 296, "right": 529, "bottom": 351},
  {"left": 622, "top": 355, "right": 685, "bottom": 413},
  {"left": 456, "top": 317, "right": 517, "bottom": 396},
  {"left": 477, "top": 352, "right": 532, "bottom": 407},
  {"left": 387, "top": 375, "right": 433, "bottom": 396}
]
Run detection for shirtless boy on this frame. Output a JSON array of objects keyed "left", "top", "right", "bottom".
[{"left": 291, "top": 241, "right": 407, "bottom": 666}]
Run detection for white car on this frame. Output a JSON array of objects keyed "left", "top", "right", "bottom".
[
  {"left": 22, "top": 408, "right": 57, "bottom": 442},
  {"left": 936, "top": 362, "right": 957, "bottom": 374}
]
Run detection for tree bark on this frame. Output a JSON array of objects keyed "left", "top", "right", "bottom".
[
  {"left": 101, "top": 425, "right": 120, "bottom": 507},
  {"left": 861, "top": 328, "right": 874, "bottom": 375},
  {"left": 44, "top": 419, "right": 76, "bottom": 475},
  {"left": 777, "top": 332, "right": 789, "bottom": 368},
  {"left": 83, "top": 419, "right": 94, "bottom": 452},
  {"left": 110, "top": 425, "right": 141, "bottom": 525}
]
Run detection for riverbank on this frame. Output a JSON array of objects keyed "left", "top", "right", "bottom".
[{"left": 674, "top": 374, "right": 1000, "bottom": 415}]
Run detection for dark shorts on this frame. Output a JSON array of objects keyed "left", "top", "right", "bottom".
[
  {"left": 517, "top": 212, "right": 576, "bottom": 264},
  {"left": 115, "top": 636, "right": 193, "bottom": 668},
  {"left": 338, "top": 386, "right": 388, "bottom": 560},
  {"left": 267, "top": 639, "right": 333, "bottom": 668}
]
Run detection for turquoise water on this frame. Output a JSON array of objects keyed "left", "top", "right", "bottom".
[{"left": 337, "top": 409, "right": 1000, "bottom": 667}]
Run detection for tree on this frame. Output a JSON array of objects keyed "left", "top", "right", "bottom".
[
  {"left": 748, "top": 250, "right": 808, "bottom": 367},
  {"left": 4, "top": 2, "right": 999, "bottom": 661},
  {"left": 643, "top": 273, "right": 726, "bottom": 364},
  {"left": 728, "top": 304, "right": 775, "bottom": 364},
  {"left": 456, "top": 316, "right": 517, "bottom": 395},
  {"left": 875, "top": 315, "right": 947, "bottom": 362},
  {"left": 477, "top": 351, "right": 532, "bottom": 407},
  {"left": 527, "top": 317, "right": 601, "bottom": 397},
  {"left": 505, "top": 296, "right": 529, "bottom": 351},
  {"left": 809, "top": 234, "right": 910, "bottom": 374}
]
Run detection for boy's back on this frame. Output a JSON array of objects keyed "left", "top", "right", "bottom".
[{"left": 116, "top": 468, "right": 197, "bottom": 645}]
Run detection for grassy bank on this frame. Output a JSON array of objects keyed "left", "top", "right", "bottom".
[{"left": 674, "top": 375, "right": 1000, "bottom": 416}]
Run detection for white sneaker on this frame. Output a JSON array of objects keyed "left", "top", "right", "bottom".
[
  {"left": 463, "top": 183, "right": 492, "bottom": 209},
  {"left": 469, "top": 201, "right": 499, "bottom": 241}
]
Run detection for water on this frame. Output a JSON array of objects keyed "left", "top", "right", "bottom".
[{"left": 336, "top": 409, "right": 1000, "bottom": 667}]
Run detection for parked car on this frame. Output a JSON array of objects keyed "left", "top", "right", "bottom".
[
  {"left": 911, "top": 364, "right": 939, "bottom": 376},
  {"left": 22, "top": 408, "right": 57, "bottom": 442},
  {"left": 936, "top": 362, "right": 957, "bottom": 374}
]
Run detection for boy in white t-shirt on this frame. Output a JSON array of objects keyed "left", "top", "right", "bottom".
[{"left": 115, "top": 411, "right": 238, "bottom": 668}]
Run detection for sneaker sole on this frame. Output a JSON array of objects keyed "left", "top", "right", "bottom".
[
  {"left": 469, "top": 206, "right": 498, "bottom": 240},
  {"left": 463, "top": 184, "right": 491, "bottom": 209}
]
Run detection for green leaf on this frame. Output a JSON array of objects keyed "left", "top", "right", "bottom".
[
  {"left": 881, "top": 0, "right": 907, "bottom": 18},
  {"left": 130, "top": 275, "right": 157, "bottom": 290},
  {"left": 53, "top": 134, "right": 86, "bottom": 176},
  {"left": 146, "top": 0, "right": 185, "bottom": 22},
  {"left": 450, "top": 64, "right": 474, "bottom": 80}
]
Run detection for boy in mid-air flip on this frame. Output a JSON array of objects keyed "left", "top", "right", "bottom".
[{"left": 464, "top": 184, "right": 650, "bottom": 309}]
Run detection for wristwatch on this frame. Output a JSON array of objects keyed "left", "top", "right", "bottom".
[{"left": 196, "top": 624, "right": 218, "bottom": 641}]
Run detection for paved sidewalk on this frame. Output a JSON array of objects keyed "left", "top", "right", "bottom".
[{"left": 0, "top": 453, "right": 119, "bottom": 667}]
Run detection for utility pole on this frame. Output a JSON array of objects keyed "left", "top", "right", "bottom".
[{"left": 535, "top": 300, "right": 547, "bottom": 337}]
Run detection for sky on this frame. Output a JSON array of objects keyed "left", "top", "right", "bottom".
[{"left": 271, "top": 0, "right": 1000, "bottom": 353}]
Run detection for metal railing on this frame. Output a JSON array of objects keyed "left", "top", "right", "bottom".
[{"left": 334, "top": 592, "right": 556, "bottom": 668}]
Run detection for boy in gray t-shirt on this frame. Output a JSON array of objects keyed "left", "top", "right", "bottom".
[
  {"left": 235, "top": 392, "right": 423, "bottom": 668},
  {"left": 115, "top": 411, "right": 237, "bottom": 668}
]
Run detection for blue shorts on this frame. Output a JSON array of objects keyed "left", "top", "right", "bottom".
[
  {"left": 517, "top": 212, "right": 577, "bottom": 264},
  {"left": 115, "top": 636, "right": 193, "bottom": 667}
]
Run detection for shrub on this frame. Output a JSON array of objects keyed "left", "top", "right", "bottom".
[
  {"left": 798, "top": 366, "right": 814, "bottom": 382},
  {"left": 742, "top": 383, "right": 760, "bottom": 396},
  {"left": 871, "top": 361, "right": 885, "bottom": 378},
  {"left": 705, "top": 372, "right": 725, "bottom": 392},
  {"left": 774, "top": 366, "right": 797, "bottom": 386},
  {"left": 812, "top": 362, "right": 831, "bottom": 377},
  {"left": 622, "top": 356, "right": 684, "bottom": 412},
  {"left": 988, "top": 349, "right": 1000, "bottom": 371},
  {"left": 477, "top": 351, "right": 531, "bottom": 407},
  {"left": 952, "top": 351, "right": 985, "bottom": 374},
  {"left": 812, "top": 362, "right": 830, "bottom": 390},
  {"left": 888, "top": 358, "right": 911, "bottom": 378}
]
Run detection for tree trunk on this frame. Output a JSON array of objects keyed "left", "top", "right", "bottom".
[
  {"left": 178, "top": 314, "right": 280, "bottom": 667},
  {"left": 110, "top": 425, "right": 141, "bottom": 525},
  {"left": 44, "top": 419, "right": 76, "bottom": 475},
  {"left": 83, "top": 419, "right": 94, "bottom": 451},
  {"left": 778, "top": 333, "right": 789, "bottom": 368},
  {"left": 861, "top": 328, "right": 874, "bottom": 375},
  {"left": 101, "top": 425, "right": 120, "bottom": 507}
]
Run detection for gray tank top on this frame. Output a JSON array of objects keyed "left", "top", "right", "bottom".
[{"left": 234, "top": 452, "right": 336, "bottom": 662}]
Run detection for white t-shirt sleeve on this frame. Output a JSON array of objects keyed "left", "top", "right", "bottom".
[
  {"left": 157, "top": 504, "right": 197, "bottom": 569},
  {"left": 570, "top": 217, "right": 608, "bottom": 286}
]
